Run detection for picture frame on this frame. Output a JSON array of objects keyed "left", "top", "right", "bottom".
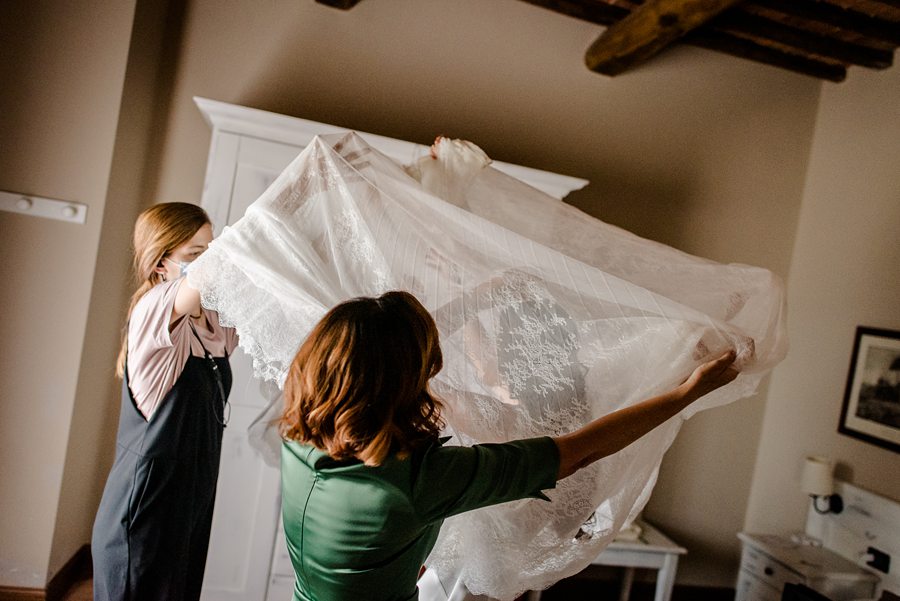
[{"left": 838, "top": 326, "right": 900, "bottom": 454}]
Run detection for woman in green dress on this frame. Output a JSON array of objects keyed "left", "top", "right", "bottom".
[{"left": 278, "top": 290, "right": 739, "bottom": 601}]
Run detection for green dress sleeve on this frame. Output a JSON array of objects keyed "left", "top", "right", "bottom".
[{"left": 411, "top": 436, "right": 560, "bottom": 523}]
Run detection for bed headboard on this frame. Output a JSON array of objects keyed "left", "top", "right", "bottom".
[{"left": 805, "top": 481, "right": 900, "bottom": 596}]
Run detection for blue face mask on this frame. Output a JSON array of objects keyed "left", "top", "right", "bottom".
[{"left": 164, "top": 257, "right": 191, "bottom": 278}]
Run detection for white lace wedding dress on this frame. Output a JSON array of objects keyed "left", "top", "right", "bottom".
[{"left": 188, "top": 132, "right": 787, "bottom": 600}]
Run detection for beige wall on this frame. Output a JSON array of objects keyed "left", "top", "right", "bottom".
[
  {"left": 745, "top": 66, "right": 900, "bottom": 534},
  {"left": 47, "top": 0, "right": 187, "bottom": 577},
  {"left": 0, "top": 0, "right": 136, "bottom": 587},
  {"left": 148, "top": 0, "right": 820, "bottom": 586}
]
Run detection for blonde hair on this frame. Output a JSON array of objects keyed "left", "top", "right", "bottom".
[
  {"left": 281, "top": 291, "right": 444, "bottom": 467},
  {"left": 116, "top": 202, "right": 211, "bottom": 377}
]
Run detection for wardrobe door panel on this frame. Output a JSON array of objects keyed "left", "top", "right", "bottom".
[
  {"left": 201, "top": 406, "right": 281, "bottom": 601},
  {"left": 227, "top": 137, "right": 302, "bottom": 224},
  {"left": 201, "top": 136, "right": 301, "bottom": 601},
  {"left": 202, "top": 132, "right": 241, "bottom": 235}
]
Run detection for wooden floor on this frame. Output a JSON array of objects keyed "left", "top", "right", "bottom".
[
  {"left": 57, "top": 576, "right": 731, "bottom": 601},
  {"left": 58, "top": 581, "right": 640, "bottom": 601},
  {"left": 56, "top": 580, "right": 581, "bottom": 601}
]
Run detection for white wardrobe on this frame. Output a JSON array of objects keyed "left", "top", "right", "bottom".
[{"left": 193, "top": 97, "right": 588, "bottom": 601}]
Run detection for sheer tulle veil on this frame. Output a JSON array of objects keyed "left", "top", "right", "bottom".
[{"left": 188, "top": 132, "right": 787, "bottom": 599}]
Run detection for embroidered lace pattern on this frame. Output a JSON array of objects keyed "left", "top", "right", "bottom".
[{"left": 189, "top": 132, "right": 787, "bottom": 600}]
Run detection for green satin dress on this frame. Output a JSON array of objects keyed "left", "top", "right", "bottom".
[{"left": 280, "top": 436, "right": 560, "bottom": 601}]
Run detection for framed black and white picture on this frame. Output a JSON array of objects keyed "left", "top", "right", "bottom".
[{"left": 838, "top": 326, "right": 900, "bottom": 454}]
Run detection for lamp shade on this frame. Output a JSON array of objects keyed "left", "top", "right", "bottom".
[{"left": 801, "top": 456, "right": 834, "bottom": 496}]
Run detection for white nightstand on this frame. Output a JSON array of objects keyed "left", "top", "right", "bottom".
[
  {"left": 735, "top": 533, "right": 878, "bottom": 601},
  {"left": 526, "top": 519, "right": 686, "bottom": 601}
]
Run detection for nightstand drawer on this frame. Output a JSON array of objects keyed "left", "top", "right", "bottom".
[
  {"left": 740, "top": 545, "right": 804, "bottom": 590},
  {"left": 736, "top": 569, "right": 781, "bottom": 601}
]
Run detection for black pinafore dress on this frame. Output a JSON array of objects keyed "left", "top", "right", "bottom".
[{"left": 92, "top": 323, "right": 232, "bottom": 601}]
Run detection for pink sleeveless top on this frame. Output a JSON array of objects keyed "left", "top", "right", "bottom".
[{"left": 127, "top": 279, "right": 238, "bottom": 419}]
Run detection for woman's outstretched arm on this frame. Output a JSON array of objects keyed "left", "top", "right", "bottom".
[
  {"left": 172, "top": 277, "right": 203, "bottom": 323},
  {"left": 553, "top": 349, "right": 739, "bottom": 480}
]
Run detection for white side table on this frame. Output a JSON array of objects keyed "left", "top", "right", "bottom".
[
  {"left": 527, "top": 519, "right": 686, "bottom": 601},
  {"left": 735, "top": 533, "right": 879, "bottom": 601}
]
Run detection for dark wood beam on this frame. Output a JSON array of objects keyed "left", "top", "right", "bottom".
[
  {"left": 585, "top": 0, "right": 747, "bottom": 75},
  {"left": 750, "top": 0, "right": 900, "bottom": 45},
  {"left": 315, "top": 0, "right": 364, "bottom": 9},
  {"left": 686, "top": 28, "right": 848, "bottom": 80},
  {"left": 712, "top": 9, "right": 894, "bottom": 68},
  {"left": 866, "top": 0, "right": 900, "bottom": 9},
  {"left": 519, "top": 0, "right": 627, "bottom": 26},
  {"left": 518, "top": 0, "right": 876, "bottom": 80}
]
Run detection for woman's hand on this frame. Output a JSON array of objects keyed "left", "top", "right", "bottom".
[
  {"left": 678, "top": 349, "right": 739, "bottom": 403},
  {"left": 553, "top": 349, "right": 741, "bottom": 480}
]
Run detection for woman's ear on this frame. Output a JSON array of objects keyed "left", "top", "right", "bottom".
[{"left": 153, "top": 261, "right": 168, "bottom": 280}]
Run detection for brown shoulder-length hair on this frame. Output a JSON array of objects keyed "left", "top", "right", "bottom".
[
  {"left": 281, "top": 291, "right": 444, "bottom": 466},
  {"left": 116, "top": 202, "right": 211, "bottom": 378}
]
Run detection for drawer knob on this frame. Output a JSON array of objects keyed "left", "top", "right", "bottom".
[{"left": 764, "top": 566, "right": 774, "bottom": 576}]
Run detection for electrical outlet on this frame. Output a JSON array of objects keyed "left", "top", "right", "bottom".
[{"left": 867, "top": 546, "right": 891, "bottom": 574}]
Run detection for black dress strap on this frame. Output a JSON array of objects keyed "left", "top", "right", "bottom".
[{"left": 189, "top": 319, "right": 230, "bottom": 427}]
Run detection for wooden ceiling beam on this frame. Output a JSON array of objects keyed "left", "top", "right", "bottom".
[
  {"left": 519, "top": 0, "right": 627, "bottom": 26},
  {"left": 520, "top": 0, "right": 892, "bottom": 80},
  {"left": 585, "top": 0, "right": 747, "bottom": 75},
  {"left": 686, "top": 29, "right": 848, "bottom": 80},
  {"left": 867, "top": 0, "right": 900, "bottom": 9},
  {"left": 315, "top": 0, "right": 365, "bottom": 9},
  {"left": 712, "top": 9, "right": 894, "bottom": 67},
  {"left": 750, "top": 0, "right": 900, "bottom": 45}
]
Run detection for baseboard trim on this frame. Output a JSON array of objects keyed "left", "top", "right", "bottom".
[
  {"left": 0, "top": 587, "right": 45, "bottom": 601},
  {"left": 0, "top": 544, "right": 91, "bottom": 601}
]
